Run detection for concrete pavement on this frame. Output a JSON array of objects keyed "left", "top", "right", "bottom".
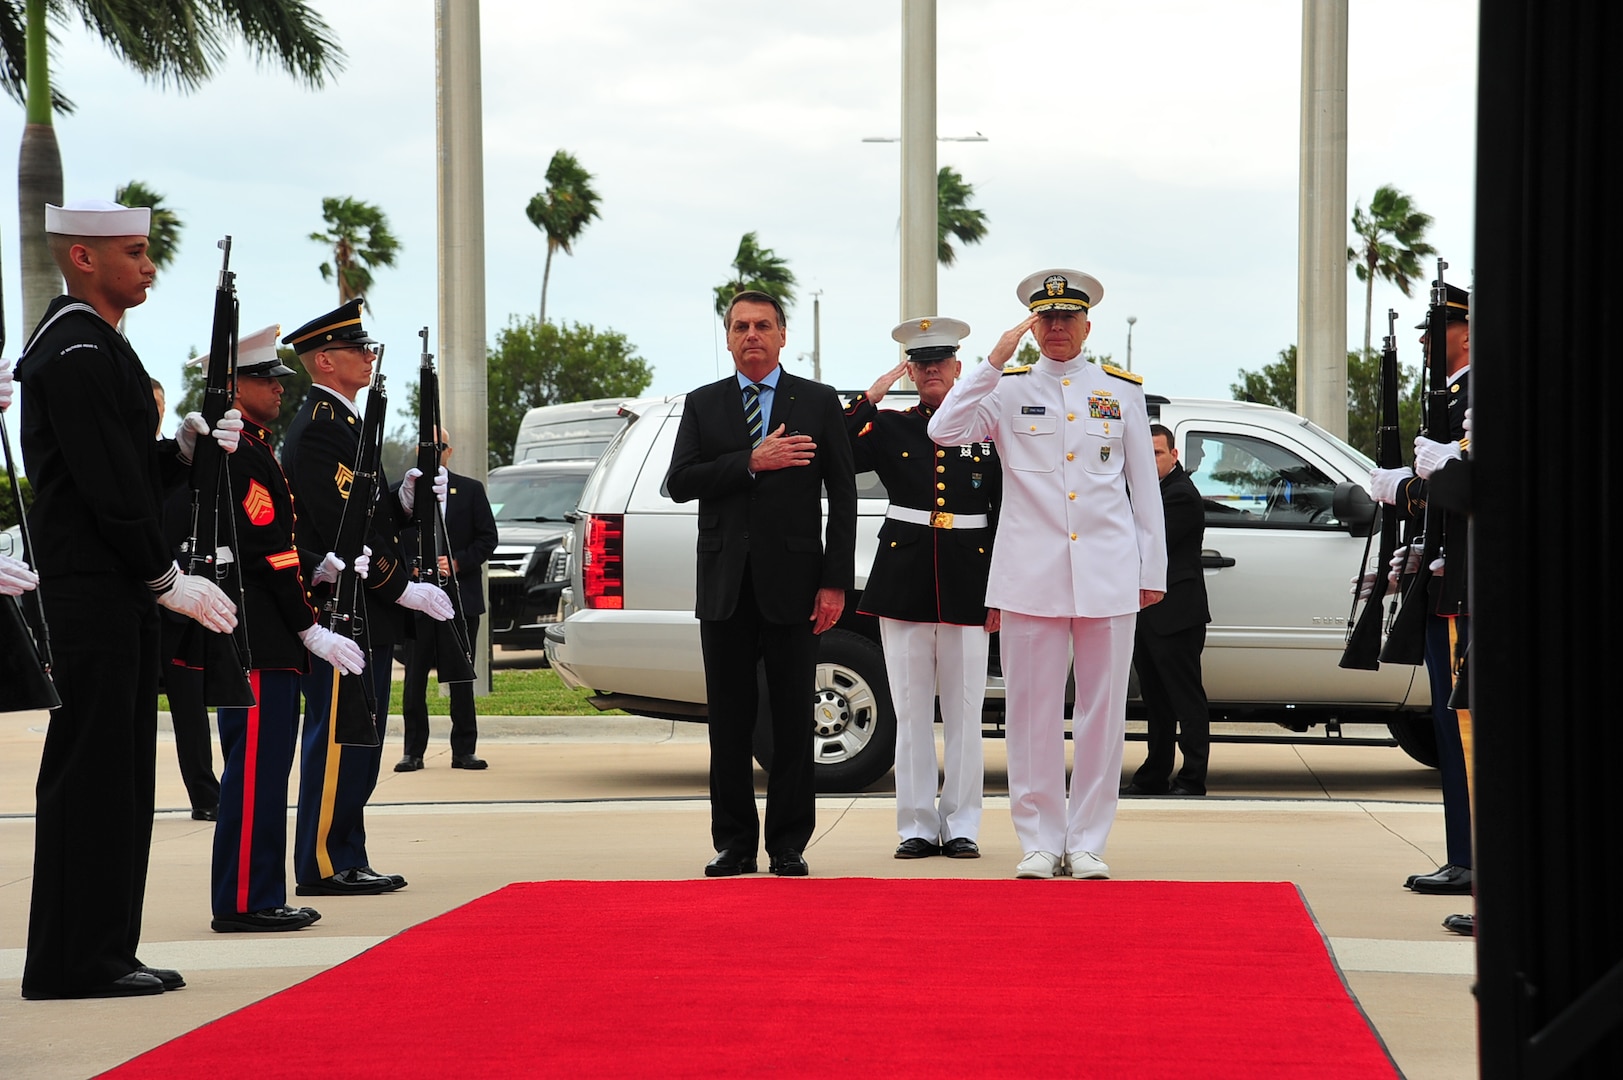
[{"left": 0, "top": 707, "right": 1478, "bottom": 1079}]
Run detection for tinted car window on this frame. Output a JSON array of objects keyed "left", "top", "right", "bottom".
[
  {"left": 488, "top": 470, "right": 591, "bottom": 522},
  {"left": 1183, "top": 430, "right": 1340, "bottom": 528}
]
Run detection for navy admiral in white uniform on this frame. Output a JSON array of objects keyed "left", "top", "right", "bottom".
[
  {"left": 929, "top": 269, "right": 1165, "bottom": 880},
  {"left": 845, "top": 317, "right": 1000, "bottom": 860}
]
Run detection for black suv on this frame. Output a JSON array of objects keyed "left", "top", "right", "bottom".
[{"left": 485, "top": 460, "right": 595, "bottom": 651}]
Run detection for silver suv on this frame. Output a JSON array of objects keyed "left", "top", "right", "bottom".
[{"left": 546, "top": 393, "right": 1433, "bottom": 792}]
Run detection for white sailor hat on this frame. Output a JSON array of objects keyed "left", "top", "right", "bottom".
[
  {"left": 190, "top": 325, "right": 294, "bottom": 377},
  {"left": 891, "top": 316, "right": 970, "bottom": 363},
  {"left": 45, "top": 198, "right": 151, "bottom": 237},
  {"left": 1017, "top": 268, "right": 1104, "bottom": 313}
]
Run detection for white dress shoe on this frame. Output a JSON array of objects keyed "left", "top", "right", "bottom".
[
  {"left": 1066, "top": 851, "right": 1110, "bottom": 879},
  {"left": 1015, "top": 851, "right": 1062, "bottom": 879}
]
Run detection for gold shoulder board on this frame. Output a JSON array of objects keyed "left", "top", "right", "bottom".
[
  {"left": 1102, "top": 364, "right": 1143, "bottom": 385},
  {"left": 1000, "top": 364, "right": 1033, "bottom": 376}
]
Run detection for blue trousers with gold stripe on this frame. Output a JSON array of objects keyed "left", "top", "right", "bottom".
[
  {"left": 213, "top": 669, "right": 300, "bottom": 917},
  {"left": 293, "top": 648, "right": 392, "bottom": 885},
  {"left": 1425, "top": 612, "right": 1472, "bottom": 869}
]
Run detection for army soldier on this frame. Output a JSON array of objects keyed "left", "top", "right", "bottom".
[
  {"left": 279, "top": 300, "right": 454, "bottom": 897},
  {"left": 929, "top": 269, "right": 1165, "bottom": 881},
  {"left": 205, "top": 328, "right": 366, "bottom": 932},
  {"left": 845, "top": 317, "right": 1000, "bottom": 859},
  {"left": 17, "top": 199, "right": 239, "bottom": 999}
]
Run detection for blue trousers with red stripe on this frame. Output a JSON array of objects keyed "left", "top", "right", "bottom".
[
  {"left": 213, "top": 669, "right": 300, "bottom": 917},
  {"left": 293, "top": 648, "right": 392, "bottom": 885}
]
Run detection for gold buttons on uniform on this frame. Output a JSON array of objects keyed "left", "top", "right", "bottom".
[
  {"left": 890, "top": 541, "right": 897, "bottom": 548},
  {"left": 1063, "top": 379, "right": 1071, "bottom": 386},
  {"left": 936, "top": 482, "right": 946, "bottom": 490},
  {"left": 1070, "top": 532, "right": 1078, "bottom": 541},
  {"left": 1067, "top": 413, "right": 1076, "bottom": 421},
  {"left": 1068, "top": 492, "right": 1076, "bottom": 500},
  {"left": 936, "top": 449, "right": 945, "bottom": 458},
  {"left": 936, "top": 497, "right": 946, "bottom": 506},
  {"left": 1066, "top": 452, "right": 1075, "bottom": 461},
  {"left": 1029, "top": 425, "right": 1038, "bottom": 432},
  {"left": 978, "top": 547, "right": 985, "bottom": 553},
  {"left": 901, "top": 451, "right": 909, "bottom": 457},
  {"left": 936, "top": 465, "right": 945, "bottom": 473}
]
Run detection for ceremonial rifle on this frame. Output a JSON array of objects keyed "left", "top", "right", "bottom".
[
  {"left": 0, "top": 291, "right": 62, "bottom": 713},
  {"left": 177, "top": 237, "right": 255, "bottom": 705},
  {"left": 1340, "top": 309, "right": 1403, "bottom": 670},
  {"left": 412, "top": 326, "right": 476, "bottom": 683},
  {"left": 324, "top": 347, "right": 387, "bottom": 746},
  {"left": 1380, "top": 259, "right": 1452, "bottom": 666}
]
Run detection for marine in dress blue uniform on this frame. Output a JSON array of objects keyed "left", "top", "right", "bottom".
[
  {"left": 845, "top": 316, "right": 1000, "bottom": 858},
  {"left": 279, "top": 301, "right": 455, "bottom": 896},
  {"left": 929, "top": 269, "right": 1167, "bottom": 880}
]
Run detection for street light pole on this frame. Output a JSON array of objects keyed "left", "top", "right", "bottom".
[
  {"left": 812, "top": 290, "right": 822, "bottom": 382},
  {"left": 1126, "top": 315, "right": 1137, "bottom": 372}
]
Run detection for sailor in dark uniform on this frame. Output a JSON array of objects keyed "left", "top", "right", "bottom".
[
  {"left": 278, "top": 300, "right": 454, "bottom": 897},
  {"left": 845, "top": 317, "right": 1000, "bottom": 859},
  {"left": 206, "top": 327, "right": 367, "bottom": 931},
  {"left": 17, "top": 199, "right": 239, "bottom": 999},
  {"left": 1368, "top": 282, "right": 1473, "bottom": 898}
]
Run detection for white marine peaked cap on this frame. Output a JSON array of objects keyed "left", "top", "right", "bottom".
[
  {"left": 45, "top": 199, "right": 152, "bottom": 237},
  {"left": 891, "top": 316, "right": 971, "bottom": 357}
]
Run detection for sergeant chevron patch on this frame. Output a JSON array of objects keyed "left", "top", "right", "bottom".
[{"left": 242, "top": 479, "right": 275, "bottom": 525}]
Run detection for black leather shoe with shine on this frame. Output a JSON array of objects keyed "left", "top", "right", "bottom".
[
  {"left": 704, "top": 850, "right": 758, "bottom": 877},
  {"left": 894, "top": 838, "right": 940, "bottom": 859},
  {"left": 451, "top": 755, "right": 488, "bottom": 770},
  {"left": 394, "top": 755, "right": 424, "bottom": 772},
  {"left": 769, "top": 851, "right": 809, "bottom": 877},
  {"left": 1408, "top": 864, "right": 1473, "bottom": 894},
  {"left": 941, "top": 837, "right": 981, "bottom": 859},
  {"left": 212, "top": 906, "right": 320, "bottom": 933}
]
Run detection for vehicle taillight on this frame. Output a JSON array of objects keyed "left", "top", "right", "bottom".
[{"left": 582, "top": 513, "right": 624, "bottom": 609}]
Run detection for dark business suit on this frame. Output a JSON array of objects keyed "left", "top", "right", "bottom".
[
  {"left": 1130, "top": 460, "right": 1212, "bottom": 793},
  {"left": 666, "top": 370, "right": 857, "bottom": 857},
  {"left": 400, "top": 470, "right": 499, "bottom": 757}
]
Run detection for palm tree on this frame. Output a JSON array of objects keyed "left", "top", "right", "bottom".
[
  {"left": 712, "top": 232, "right": 796, "bottom": 318},
  {"left": 937, "top": 165, "right": 987, "bottom": 267},
  {"left": 1347, "top": 184, "right": 1436, "bottom": 359},
  {"left": 2, "top": 1, "right": 344, "bottom": 331},
  {"left": 525, "top": 149, "right": 600, "bottom": 324},
  {"left": 310, "top": 196, "right": 400, "bottom": 307},
  {"left": 114, "top": 180, "right": 182, "bottom": 275}
]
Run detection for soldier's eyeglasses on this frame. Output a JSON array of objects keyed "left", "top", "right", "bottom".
[{"left": 328, "top": 345, "right": 378, "bottom": 358}]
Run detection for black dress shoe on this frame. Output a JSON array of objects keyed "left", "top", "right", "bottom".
[
  {"left": 894, "top": 838, "right": 941, "bottom": 859},
  {"left": 394, "top": 755, "right": 424, "bottom": 772},
  {"left": 191, "top": 806, "right": 218, "bottom": 821},
  {"left": 769, "top": 851, "right": 809, "bottom": 877},
  {"left": 1167, "top": 783, "right": 1206, "bottom": 796},
  {"left": 1442, "top": 913, "right": 1475, "bottom": 936},
  {"left": 23, "top": 971, "right": 166, "bottom": 999},
  {"left": 138, "top": 965, "right": 185, "bottom": 990},
  {"left": 1121, "top": 781, "right": 1168, "bottom": 796},
  {"left": 295, "top": 867, "right": 404, "bottom": 896},
  {"left": 1408, "top": 864, "right": 1473, "bottom": 894},
  {"left": 941, "top": 837, "right": 981, "bottom": 859},
  {"left": 212, "top": 906, "right": 320, "bottom": 933},
  {"left": 451, "top": 755, "right": 488, "bottom": 770},
  {"left": 704, "top": 850, "right": 758, "bottom": 877},
  {"left": 361, "top": 866, "right": 408, "bottom": 889}
]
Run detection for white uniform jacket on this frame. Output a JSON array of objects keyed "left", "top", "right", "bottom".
[{"left": 928, "top": 354, "right": 1166, "bottom": 618}]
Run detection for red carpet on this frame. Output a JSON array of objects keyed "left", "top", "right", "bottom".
[{"left": 106, "top": 880, "right": 1397, "bottom": 1079}]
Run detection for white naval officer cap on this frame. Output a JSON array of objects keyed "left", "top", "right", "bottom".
[
  {"left": 1017, "top": 268, "right": 1104, "bottom": 313},
  {"left": 892, "top": 316, "right": 970, "bottom": 363},
  {"left": 44, "top": 198, "right": 152, "bottom": 237}
]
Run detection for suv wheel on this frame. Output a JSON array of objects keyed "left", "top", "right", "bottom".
[
  {"left": 751, "top": 628, "right": 897, "bottom": 794},
  {"left": 1387, "top": 717, "right": 1440, "bottom": 768}
]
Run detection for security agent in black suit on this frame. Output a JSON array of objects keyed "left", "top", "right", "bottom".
[
  {"left": 1369, "top": 282, "right": 1473, "bottom": 896},
  {"left": 1124, "top": 425, "right": 1212, "bottom": 796},
  {"left": 666, "top": 290, "right": 858, "bottom": 878},
  {"left": 279, "top": 300, "right": 457, "bottom": 897},
  {"left": 397, "top": 429, "right": 499, "bottom": 771}
]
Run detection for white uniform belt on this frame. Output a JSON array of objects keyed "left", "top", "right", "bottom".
[{"left": 886, "top": 506, "right": 989, "bottom": 530}]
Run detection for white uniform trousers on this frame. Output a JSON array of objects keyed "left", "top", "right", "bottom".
[
  {"left": 879, "top": 618, "right": 988, "bottom": 843},
  {"left": 1000, "top": 610, "right": 1135, "bottom": 857}
]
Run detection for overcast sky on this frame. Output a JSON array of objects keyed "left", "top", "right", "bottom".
[{"left": 1, "top": 0, "right": 1477, "bottom": 448}]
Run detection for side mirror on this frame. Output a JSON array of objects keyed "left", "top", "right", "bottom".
[{"left": 1332, "top": 481, "right": 1377, "bottom": 537}]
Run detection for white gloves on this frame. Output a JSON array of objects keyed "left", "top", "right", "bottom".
[
  {"left": 1430, "top": 556, "right": 1446, "bottom": 575},
  {"left": 298, "top": 623, "right": 367, "bottom": 675},
  {"left": 1368, "top": 467, "right": 1413, "bottom": 506},
  {"left": 0, "top": 357, "right": 14, "bottom": 411},
  {"left": 0, "top": 553, "right": 38, "bottom": 596},
  {"left": 176, "top": 409, "right": 244, "bottom": 461},
  {"left": 1350, "top": 568, "right": 1380, "bottom": 602},
  {"left": 1462, "top": 408, "right": 1472, "bottom": 442},
  {"left": 1413, "top": 436, "right": 1462, "bottom": 479},
  {"left": 1387, "top": 543, "right": 1422, "bottom": 589},
  {"left": 398, "top": 580, "right": 455, "bottom": 621},
  {"left": 312, "top": 545, "right": 371, "bottom": 587},
  {"left": 156, "top": 566, "right": 238, "bottom": 633},
  {"left": 398, "top": 466, "right": 449, "bottom": 515}
]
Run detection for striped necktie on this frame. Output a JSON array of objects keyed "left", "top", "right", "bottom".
[{"left": 743, "top": 382, "right": 765, "bottom": 447}]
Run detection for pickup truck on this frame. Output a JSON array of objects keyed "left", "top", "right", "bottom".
[{"left": 546, "top": 392, "right": 1434, "bottom": 792}]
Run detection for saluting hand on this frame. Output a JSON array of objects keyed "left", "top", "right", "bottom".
[
  {"left": 866, "top": 360, "right": 910, "bottom": 405},
  {"left": 750, "top": 424, "right": 816, "bottom": 472},
  {"left": 988, "top": 315, "right": 1038, "bottom": 369}
]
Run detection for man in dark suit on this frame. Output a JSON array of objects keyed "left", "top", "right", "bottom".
[
  {"left": 666, "top": 290, "right": 857, "bottom": 878},
  {"left": 1124, "top": 424, "right": 1212, "bottom": 796},
  {"left": 397, "top": 427, "right": 499, "bottom": 771}
]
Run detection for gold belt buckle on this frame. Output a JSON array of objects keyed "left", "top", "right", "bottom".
[{"left": 930, "top": 511, "right": 954, "bottom": 529}]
